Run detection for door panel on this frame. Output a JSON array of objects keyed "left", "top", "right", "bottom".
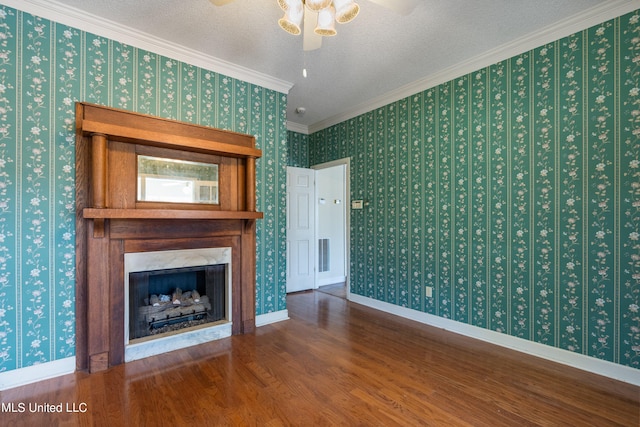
[
  {"left": 296, "top": 193, "right": 310, "bottom": 229},
  {"left": 296, "top": 240, "right": 310, "bottom": 274},
  {"left": 286, "top": 167, "right": 315, "bottom": 293}
]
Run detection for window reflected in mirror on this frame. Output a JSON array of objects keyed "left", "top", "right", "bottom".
[{"left": 137, "top": 155, "right": 219, "bottom": 205}]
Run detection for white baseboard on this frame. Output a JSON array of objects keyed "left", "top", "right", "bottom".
[
  {"left": 349, "top": 294, "right": 640, "bottom": 387},
  {"left": 0, "top": 357, "right": 76, "bottom": 390},
  {"left": 256, "top": 309, "right": 290, "bottom": 327}
]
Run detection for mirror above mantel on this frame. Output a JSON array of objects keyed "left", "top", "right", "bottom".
[
  {"left": 75, "top": 102, "right": 263, "bottom": 221},
  {"left": 136, "top": 155, "right": 220, "bottom": 205}
]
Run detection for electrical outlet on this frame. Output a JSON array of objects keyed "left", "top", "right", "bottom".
[{"left": 425, "top": 286, "right": 433, "bottom": 298}]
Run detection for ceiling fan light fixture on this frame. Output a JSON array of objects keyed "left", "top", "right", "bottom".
[
  {"left": 314, "top": 6, "right": 337, "bottom": 36},
  {"left": 278, "top": 3, "right": 304, "bottom": 35},
  {"left": 305, "top": 0, "right": 333, "bottom": 12},
  {"left": 334, "top": 0, "right": 360, "bottom": 24},
  {"left": 277, "top": 0, "right": 302, "bottom": 11}
]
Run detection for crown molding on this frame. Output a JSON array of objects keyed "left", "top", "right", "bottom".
[
  {"left": 2, "top": 0, "right": 637, "bottom": 133},
  {"left": 308, "top": 0, "right": 640, "bottom": 134},
  {"left": 0, "top": 0, "right": 294, "bottom": 94},
  {"left": 286, "top": 121, "right": 309, "bottom": 134}
]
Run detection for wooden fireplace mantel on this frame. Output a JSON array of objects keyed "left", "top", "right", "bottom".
[
  {"left": 75, "top": 103, "right": 262, "bottom": 373},
  {"left": 81, "top": 208, "right": 264, "bottom": 220}
]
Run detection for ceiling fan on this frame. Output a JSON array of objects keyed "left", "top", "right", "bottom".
[{"left": 209, "top": 0, "right": 419, "bottom": 51}]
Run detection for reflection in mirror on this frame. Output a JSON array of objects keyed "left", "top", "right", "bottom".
[{"left": 137, "top": 155, "right": 219, "bottom": 204}]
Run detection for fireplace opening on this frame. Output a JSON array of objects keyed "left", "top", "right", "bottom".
[{"left": 128, "top": 264, "right": 226, "bottom": 341}]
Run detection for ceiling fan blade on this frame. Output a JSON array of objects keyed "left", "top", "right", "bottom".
[
  {"left": 209, "top": 0, "right": 236, "bottom": 6},
  {"left": 303, "top": 10, "right": 322, "bottom": 51},
  {"left": 367, "top": 0, "right": 420, "bottom": 15}
]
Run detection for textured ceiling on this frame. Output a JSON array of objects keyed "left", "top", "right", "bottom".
[{"left": 10, "top": 0, "right": 631, "bottom": 131}]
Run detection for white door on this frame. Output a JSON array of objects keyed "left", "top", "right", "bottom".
[{"left": 286, "top": 167, "right": 316, "bottom": 293}]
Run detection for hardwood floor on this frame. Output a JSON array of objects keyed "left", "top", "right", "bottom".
[
  {"left": 1, "top": 290, "right": 638, "bottom": 426},
  {"left": 316, "top": 282, "right": 347, "bottom": 299}
]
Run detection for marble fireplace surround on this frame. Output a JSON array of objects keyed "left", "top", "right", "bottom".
[
  {"left": 75, "top": 103, "right": 262, "bottom": 373},
  {"left": 124, "top": 247, "right": 233, "bottom": 362}
]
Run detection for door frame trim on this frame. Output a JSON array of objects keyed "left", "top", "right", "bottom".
[{"left": 312, "top": 157, "right": 350, "bottom": 297}]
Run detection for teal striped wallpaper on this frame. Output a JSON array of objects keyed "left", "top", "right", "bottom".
[
  {"left": 310, "top": 10, "right": 640, "bottom": 369},
  {"left": 0, "top": 5, "right": 287, "bottom": 372},
  {"left": 287, "top": 130, "right": 309, "bottom": 168}
]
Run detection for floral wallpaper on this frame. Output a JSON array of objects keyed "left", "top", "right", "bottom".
[
  {"left": 310, "top": 10, "right": 640, "bottom": 369},
  {"left": 287, "top": 130, "right": 309, "bottom": 168},
  {"left": 0, "top": 5, "right": 288, "bottom": 372}
]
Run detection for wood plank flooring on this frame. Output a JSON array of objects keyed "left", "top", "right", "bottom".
[
  {"left": 316, "top": 282, "right": 347, "bottom": 298},
  {"left": 1, "top": 290, "right": 638, "bottom": 426}
]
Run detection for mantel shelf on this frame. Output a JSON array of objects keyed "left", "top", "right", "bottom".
[{"left": 83, "top": 208, "right": 263, "bottom": 220}]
